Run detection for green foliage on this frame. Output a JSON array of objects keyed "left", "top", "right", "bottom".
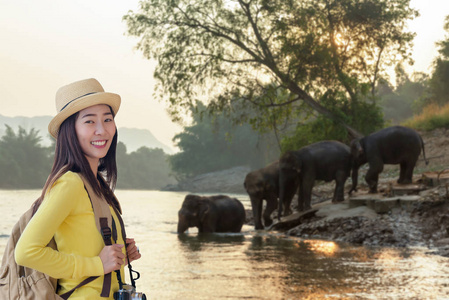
[
  {"left": 281, "top": 93, "right": 384, "bottom": 152},
  {"left": 385, "top": 16, "right": 449, "bottom": 130},
  {"left": 0, "top": 125, "right": 53, "bottom": 188},
  {"left": 124, "top": 0, "right": 418, "bottom": 136},
  {"left": 116, "top": 143, "right": 175, "bottom": 189},
  {"left": 169, "top": 102, "right": 279, "bottom": 178},
  {"left": 403, "top": 103, "right": 449, "bottom": 131},
  {"left": 378, "top": 68, "right": 429, "bottom": 124},
  {"left": 0, "top": 126, "right": 174, "bottom": 190},
  {"left": 427, "top": 15, "right": 449, "bottom": 106}
]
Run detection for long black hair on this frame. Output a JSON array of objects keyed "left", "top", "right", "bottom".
[{"left": 34, "top": 106, "right": 121, "bottom": 213}]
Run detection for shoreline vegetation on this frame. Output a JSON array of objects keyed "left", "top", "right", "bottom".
[
  {"left": 3, "top": 105, "right": 449, "bottom": 192},
  {"left": 404, "top": 103, "right": 449, "bottom": 131}
]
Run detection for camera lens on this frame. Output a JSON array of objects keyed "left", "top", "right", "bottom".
[{"left": 113, "top": 290, "right": 130, "bottom": 300}]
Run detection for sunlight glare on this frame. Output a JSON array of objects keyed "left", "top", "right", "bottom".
[
  {"left": 304, "top": 240, "right": 339, "bottom": 256},
  {"left": 334, "top": 32, "right": 346, "bottom": 47}
]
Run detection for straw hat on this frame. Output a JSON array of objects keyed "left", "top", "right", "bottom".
[{"left": 48, "top": 78, "right": 121, "bottom": 138}]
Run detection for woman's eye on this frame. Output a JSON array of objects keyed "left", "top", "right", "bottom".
[
  {"left": 85, "top": 120, "right": 94, "bottom": 124},
  {"left": 105, "top": 118, "right": 114, "bottom": 122}
]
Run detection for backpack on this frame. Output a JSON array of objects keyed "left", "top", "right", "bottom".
[{"left": 0, "top": 174, "right": 120, "bottom": 299}]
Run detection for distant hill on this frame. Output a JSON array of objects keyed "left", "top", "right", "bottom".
[
  {"left": 118, "top": 127, "right": 174, "bottom": 154},
  {"left": 0, "top": 114, "right": 174, "bottom": 154}
]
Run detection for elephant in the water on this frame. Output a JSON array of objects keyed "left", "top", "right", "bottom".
[
  {"left": 177, "top": 194, "right": 246, "bottom": 233},
  {"left": 244, "top": 161, "right": 293, "bottom": 230},
  {"left": 278, "top": 141, "right": 352, "bottom": 219},
  {"left": 350, "top": 125, "right": 428, "bottom": 194}
]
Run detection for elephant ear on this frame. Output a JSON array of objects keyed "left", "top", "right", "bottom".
[
  {"left": 198, "top": 201, "right": 210, "bottom": 222},
  {"left": 183, "top": 194, "right": 200, "bottom": 216},
  {"left": 292, "top": 153, "right": 302, "bottom": 173},
  {"left": 350, "top": 139, "right": 364, "bottom": 157},
  {"left": 281, "top": 151, "right": 301, "bottom": 173}
]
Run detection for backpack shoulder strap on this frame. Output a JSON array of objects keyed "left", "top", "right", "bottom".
[
  {"left": 75, "top": 174, "right": 115, "bottom": 298},
  {"left": 78, "top": 174, "right": 113, "bottom": 238}
]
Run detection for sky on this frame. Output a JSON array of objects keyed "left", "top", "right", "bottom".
[{"left": 0, "top": 0, "right": 449, "bottom": 150}]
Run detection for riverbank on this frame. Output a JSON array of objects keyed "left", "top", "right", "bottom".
[
  {"left": 167, "top": 128, "right": 449, "bottom": 256},
  {"left": 246, "top": 128, "right": 449, "bottom": 256},
  {"left": 241, "top": 172, "right": 449, "bottom": 257},
  {"left": 274, "top": 188, "right": 449, "bottom": 257}
]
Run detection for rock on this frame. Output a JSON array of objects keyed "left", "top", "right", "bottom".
[
  {"left": 269, "top": 209, "right": 318, "bottom": 231},
  {"left": 162, "top": 165, "right": 251, "bottom": 193},
  {"left": 422, "top": 170, "right": 449, "bottom": 187},
  {"left": 374, "top": 198, "right": 399, "bottom": 213},
  {"left": 319, "top": 204, "right": 378, "bottom": 221},
  {"left": 349, "top": 194, "right": 384, "bottom": 209},
  {"left": 434, "top": 238, "right": 449, "bottom": 247}
]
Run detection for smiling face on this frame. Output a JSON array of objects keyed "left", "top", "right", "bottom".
[{"left": 75, "top": 104, "right": 116, "bottom": 175}]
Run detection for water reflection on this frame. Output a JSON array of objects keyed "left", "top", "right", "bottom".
[
  {"left": 177, "top": 233, "right": 246, "bottom": 252},
  {"left": 175, "top": 232, "right": 449, "bottom": 299},
  {"left": 302, "top": 240, "right": 339, "bottom": 256},
  {"left": 1, "top": 190, "right": 449, "bottom": 299}
]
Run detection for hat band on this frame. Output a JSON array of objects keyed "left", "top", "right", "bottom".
[{"left": 59, "top": 92, "right": 97, "bottom": 112}]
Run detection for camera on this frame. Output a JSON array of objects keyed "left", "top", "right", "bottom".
[{"left": 113, "top": 284, "right": 147, "bottom": 300}]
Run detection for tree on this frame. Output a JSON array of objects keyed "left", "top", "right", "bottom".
[
  {"left": 116, "top": 142, "right": 176, "bottom": 189},
  {"left": 0, "top": 125, "right": 52, "bottom": 188},
  {"left": 378, "top": 66, "right": 429, "bottom": 124},
  {"left": 428, "top": 15, "right": 449, "bottom": 106},
  {"left": 169, "top": 102, "right": 279, "bottom": 178},
  {"left": 124, "top": 0, "right": 418, "bottom": 138}
]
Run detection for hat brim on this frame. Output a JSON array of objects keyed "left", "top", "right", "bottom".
[{"left": 48, "top": 92, "right": 121, "bottom": 138}]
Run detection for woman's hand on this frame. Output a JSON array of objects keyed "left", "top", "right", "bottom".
[
  {"left": 99, "top": 244, "right": 125, "bottom": 274},
  {"left": 125, "top": 238, "right": 141, "bottom": 264}
]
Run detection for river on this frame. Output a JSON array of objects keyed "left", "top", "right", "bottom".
[{"left": 1, "top": 189, "right": 448, "bottom": 299}]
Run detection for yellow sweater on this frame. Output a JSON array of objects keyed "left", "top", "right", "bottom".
[{"left": 15, "top": 171, "right": 125, "bottom": 299}]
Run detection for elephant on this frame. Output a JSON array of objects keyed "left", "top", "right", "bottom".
[
  {"left": 278, "top": 140, "right": 352, "bottom": 219},
  {"left": 177, "top": 194, "right": 246, "bottom": 233},
  {"left": 350, "top": 125, "right": 428, "bottom": 194},
  {"left": 244, "top": 161, "right": 291, "bottom": 230}
]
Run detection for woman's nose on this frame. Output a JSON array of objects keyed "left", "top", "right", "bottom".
[{"left": 95, "top": 122, "right": 106, "bottom": 134}]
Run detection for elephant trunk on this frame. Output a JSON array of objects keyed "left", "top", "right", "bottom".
[
  {"left": 249, "top": 195, "right": 264, "bottom": 230},
  {"left": 278, "top": 173, "right": 285, "bottom": 221},
  {"left": 177, "top": 213, "right": 189, "bottom": 233},
  {"left": 349, "top": 164, "right": 359, "bottom": 194}
]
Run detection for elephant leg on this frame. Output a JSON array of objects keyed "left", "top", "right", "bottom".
[
  {"left": 398, "top": 162, "right": 406, "bottom": 184},
  {"left": 398, "top": 159, "right": 417, "bottom": 184},
  {"left": 332, "top": 171, "right": 346, "bottom": 203},
  {"left": 365, "top": 160, "right": 383, "bottom": 193},
  {"left": 283, "top": 184, "right": 297, "bottom": 216},
  {"left": 280, "top": 179, "right": 297, "bottom": 217},
  {"left": 250, "top": 196, "right": 264, "bottom": 230},
  {"left": 301, "top": 177, "right": 314, "bottom": 211},
  {"left": 297, "top": 181, "right": 305, "bottom": 211},
  {"left": 263, "top": 194, "right": 278, "bottom": 227},
  {"left": 278, "top": 171, "right": 298, "bottom": 220}
]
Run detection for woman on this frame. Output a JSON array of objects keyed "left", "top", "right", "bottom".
[{"left": 15, "top": 78, "right": 141, "bottom": 299}]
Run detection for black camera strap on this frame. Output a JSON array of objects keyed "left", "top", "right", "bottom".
[{"left": 110, "top": 205, "right": 141, "bottom": 290}]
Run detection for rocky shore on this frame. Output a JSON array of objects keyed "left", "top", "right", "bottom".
[
  {"left": 264, "top": 128, "right": 449, "bottom": 257},
  {"left": 263, "top": 178, "right": 449, "bottom": 257},
  {"left": 166, "top": 128, "right": 449, "bottom": 256}
]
